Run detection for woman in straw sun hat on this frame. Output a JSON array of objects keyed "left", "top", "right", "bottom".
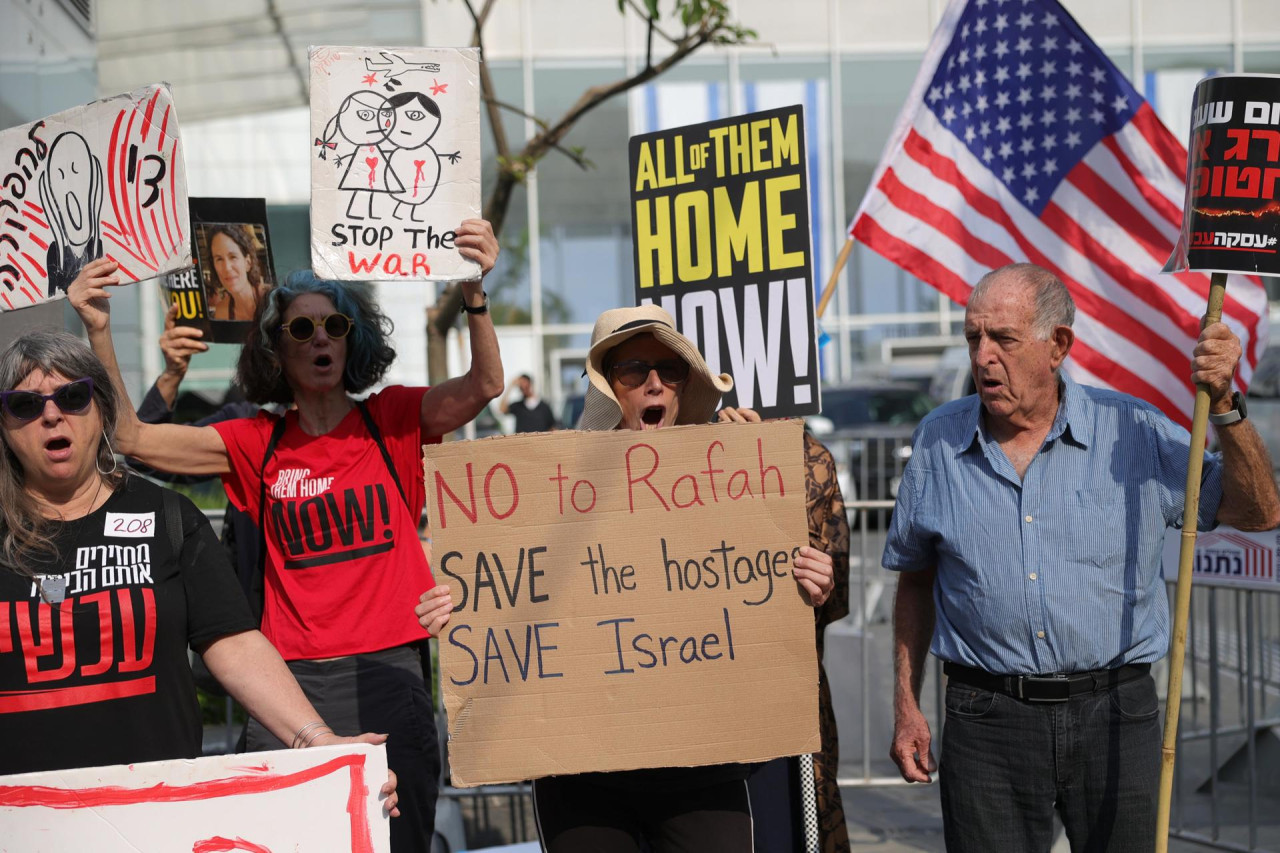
[{"left": 527, "top": 302, "right": 836, "bottom": 852}]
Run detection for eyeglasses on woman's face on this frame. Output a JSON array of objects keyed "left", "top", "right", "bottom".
[
  {"left": 609, "top": 359, "right": 690, "bottom": 388},
  {"left": 0, "top": 377, "right": 94, "bottom": 422},
  {"left": 279, "top": 313, "right": 354, "bottom": 343}
]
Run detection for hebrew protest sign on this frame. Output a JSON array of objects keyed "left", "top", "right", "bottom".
[
  {"left": 0, "top": 743, "right": 390, "bottom": 852},
  {"left": 629, "top": 106, "right": 820, "bottom": 418},
  {"left": 0, "top": 84, "right": 191, "bottom": 312},
  {"left": 310, "top": 46, "right": 481, "bottom": 282},
  {"left": 1165, "top": 74, "right": 1280, "bottom": 276},
  {"left": 424, "top": 420, "right": 820, "bottom": 786},
  {"left": 161, "top": 197, "right": 277, "bottom": 343},
  {"left": 1162, "top": 526, "right": 1280, "bottom": 593}
]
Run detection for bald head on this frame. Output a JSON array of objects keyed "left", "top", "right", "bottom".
[{"left": 969, "top": 263, "right": 1074, "bottom": 340}]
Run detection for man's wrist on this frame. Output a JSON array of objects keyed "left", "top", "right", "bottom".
[{"left": 1209, "top": 390, "right": 1247, "bottom": 426}]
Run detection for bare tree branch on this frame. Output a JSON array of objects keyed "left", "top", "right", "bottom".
[{"left": 484, "top": 97, "right": 592, "bottom": 169}]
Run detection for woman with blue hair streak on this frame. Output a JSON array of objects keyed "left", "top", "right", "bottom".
[{"left": 65, "top": 220, "right": 502, "bottom": 853}]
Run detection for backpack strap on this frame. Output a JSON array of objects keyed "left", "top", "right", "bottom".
[
  {"left": 254, "top": 415, "right": 290, "bottom": 581},
  {"left": 160, "top": 482, "right": 184, "bottom": 557},
  {"left": 355, "top": 398, "right": 409, "bottom": 511}
]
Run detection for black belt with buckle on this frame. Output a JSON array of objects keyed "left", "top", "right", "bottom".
[{"left": 943, "top": 662, "right": 1151, "bottom": 703}]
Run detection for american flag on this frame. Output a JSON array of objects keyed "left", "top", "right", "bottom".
[{"left": 850, "top": 0, "right": 1269, "bottom": 428}]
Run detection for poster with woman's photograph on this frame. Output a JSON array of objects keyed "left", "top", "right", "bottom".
[{"left": 162, "top": 198, "right": 276, "bottom": 344}]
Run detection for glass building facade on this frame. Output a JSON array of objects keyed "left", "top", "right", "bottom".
[{"left": 4, "top": 0, "right": 1279, "bottom": 413}]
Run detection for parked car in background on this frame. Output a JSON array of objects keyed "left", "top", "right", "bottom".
[{"left": 807, "top": 381, "right": 938, "bottom": 527}]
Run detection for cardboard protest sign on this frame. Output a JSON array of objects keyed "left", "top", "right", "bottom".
[
  {"left": 1162, "top": 526, "right": 1280, "bottom": 593},
  {"left": 424, "top": 420, "right": 820, "bottom": 786},
  {"left": 1165, "top": 74, "right": 1280, "bottom": 276},
  {"left": 629, "top": 106, "right": 820, "bottom": 418},
  {"left": 0, "top": 84, "right": 191, "bottom": 312},
  {"left": 310, "top": 46, "right": 481, "bottom": 282},
  {"left": 162, "top": 197, "right": 277, "bottom": 344},
  {"left": 0, "top": 744, "right": 390, "bottom": 852}
]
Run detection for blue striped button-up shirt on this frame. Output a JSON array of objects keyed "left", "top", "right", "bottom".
[{"left": 883, "top": 373, "right": 1223, "bottom": 675}]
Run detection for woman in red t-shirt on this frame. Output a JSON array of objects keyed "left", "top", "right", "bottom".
[{"left": 65, "top": 220, "right": 500, "bottom": 853}]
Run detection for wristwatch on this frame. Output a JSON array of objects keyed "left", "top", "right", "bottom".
[
  {"left": 461, "top": 291, "right": 489, "bottom": 315},
  {"left": 1208, "top": 391, "right": 1247, "bottom": 426}
]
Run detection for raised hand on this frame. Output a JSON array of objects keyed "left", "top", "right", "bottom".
[{"left": 66, "top": 257, "right": 121, "bottom": 334}]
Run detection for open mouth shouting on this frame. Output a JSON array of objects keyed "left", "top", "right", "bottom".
[
  {"left": 44, "top": 435, "right": 73, "bottom": 462},
  {"left": 640, "top": 405, "right": 666, "bottom": 429},
  {"left": 314, "top": 354, "right": 334, "bottom": 370}
]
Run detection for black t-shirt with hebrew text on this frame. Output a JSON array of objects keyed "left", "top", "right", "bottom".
[{"left": 0, "top": 476, "right": 255, "bottom": 776}]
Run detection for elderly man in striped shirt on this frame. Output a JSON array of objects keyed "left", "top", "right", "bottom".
[{"left": 884, "top": 262, "right": 1280, "bottom": 853}]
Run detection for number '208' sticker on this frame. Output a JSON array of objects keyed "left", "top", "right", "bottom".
[{"left": 104, "top": 512, "right": 156, "bottom": 538}]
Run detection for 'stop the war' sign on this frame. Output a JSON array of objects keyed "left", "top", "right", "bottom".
[
  {"left": 0, "top": 85, "right": 192, "bottom": 312},
  {"left": 310, "top": 46, "right": 482, "bottom": 282},
  {"left": 424, "top": 421, "right": 820, "bottom": 787},
  {"left": 1165, "top": 73, "right": 1280, "bottom": 277},
  {"left": 628, "top": 105, "right": 821, "bottom": 419}
]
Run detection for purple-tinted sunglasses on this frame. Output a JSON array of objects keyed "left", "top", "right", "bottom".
[{"left": 0, "top": 377, "right": 95, "bottom": 421}]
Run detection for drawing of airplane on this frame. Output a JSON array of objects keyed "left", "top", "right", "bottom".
[{"left": 363, "top": 52, "right": 442, "bottom": 90}]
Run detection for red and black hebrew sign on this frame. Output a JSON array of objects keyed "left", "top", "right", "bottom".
[{"left": 1167, "top": 74, "right": 1280, "bottom": 277}]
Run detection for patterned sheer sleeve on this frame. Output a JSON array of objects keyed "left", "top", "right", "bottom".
[{"left": 804, "top": 431, "right": 851, "bottom": 629}]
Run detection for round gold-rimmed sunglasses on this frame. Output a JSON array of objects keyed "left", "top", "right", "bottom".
[{"left": 279, "top": 313, "right": 354, "bottom": 342}]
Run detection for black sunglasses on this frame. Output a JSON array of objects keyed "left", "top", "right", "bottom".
[
  {"left": 610, "top": 359, "right": 690, "bottom": 388},
  {"left": 0, "top": 377, "right": 95, "bottom": 422},
  {"left": 280, "top": 313, "right": 354, "bottom": 343}
]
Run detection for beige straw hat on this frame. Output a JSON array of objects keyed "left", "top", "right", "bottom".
[{"left": 579, "top": 304, "right": 733, "bottom": 431}]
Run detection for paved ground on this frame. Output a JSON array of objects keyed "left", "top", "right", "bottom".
[{"left": 839, "top": 783, "right": 1277, "bottom": 852}]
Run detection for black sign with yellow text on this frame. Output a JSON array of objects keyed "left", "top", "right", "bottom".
[{"left": 629, "top": 106, "right": 820, "bottom": 418}]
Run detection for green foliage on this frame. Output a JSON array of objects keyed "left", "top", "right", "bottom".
[
  {"left": 197, "top": 688, "right": 246, "bottom": 726},
  {"left": 611, "top": 0, "right": 754, "bottom": 43}
]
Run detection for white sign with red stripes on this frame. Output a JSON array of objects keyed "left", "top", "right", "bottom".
[
  {"left": 1162, "top": 526, "right": 1280, "bottom": 591},
  {"left": 0, "top": 744, "right": 390, "bottom": 852}
]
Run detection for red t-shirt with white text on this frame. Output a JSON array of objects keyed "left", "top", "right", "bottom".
[{"left": 212, "top": 386, "right": 439, "bottom": 660}]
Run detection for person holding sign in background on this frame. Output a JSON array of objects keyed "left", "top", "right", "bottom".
[
  {"left": 440, "top": 303, "right": 831, "bottom": 852},
  {"left": 65, "top": 219, "right": 501, "bottom": 853},
  {"left": 0, "top": 329, "right": 398, "bottom": 822},
  {"left": 885, "top": 264, "right": 1280, "bottom": 852}
]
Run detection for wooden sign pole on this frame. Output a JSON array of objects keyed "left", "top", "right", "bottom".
[
  {"left": 816, "top": 238, "right": 854, "bottom": 320},
  {"left": 1154, "top": 270, "right": 1227, "bottom": 853}
]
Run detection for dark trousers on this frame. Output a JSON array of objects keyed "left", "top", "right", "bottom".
[
  {"left": 244, "top": 645, "right": 440, "bottom": 853},
  {"left": 939, "top": 671, "right": 1161, "bottom": 853},
  {"left": 533, "top": 774, "right": 754, "bottom": 853}
]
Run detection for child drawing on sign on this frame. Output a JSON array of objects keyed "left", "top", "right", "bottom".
[
  {"left": 385, "top": 91, "right": 460, "bottom": 223},
  {"left": 316, "top": 92, "right": 404, "bottom": 221},
  {"left": 39, "top": 132, "right": 103, "bottom": 295}
]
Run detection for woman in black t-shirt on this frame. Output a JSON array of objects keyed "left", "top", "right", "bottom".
[{"left": 0, "top": 328, "right": 399, "bottom": 803}]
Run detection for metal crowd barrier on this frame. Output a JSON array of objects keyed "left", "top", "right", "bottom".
[{"left": 1168, "top": 577, "right": 1280, "bottom": 852}]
